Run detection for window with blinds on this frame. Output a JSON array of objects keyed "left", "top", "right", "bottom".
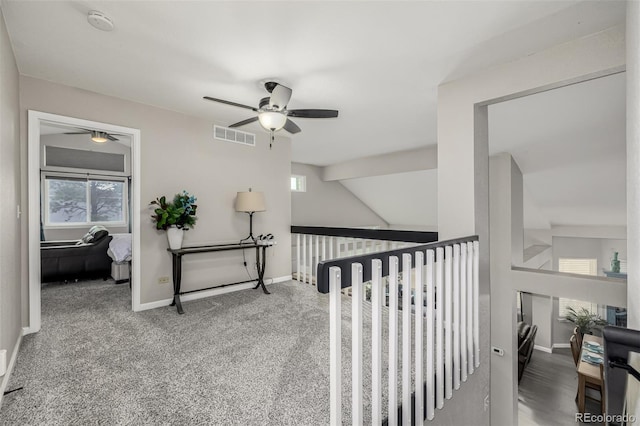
[{"left": 558, "top": 258, "right": 598, "bottom": 316}]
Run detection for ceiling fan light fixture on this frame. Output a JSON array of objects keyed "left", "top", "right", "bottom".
[
  {"left": 258, "top": 111, "right": 287, "bottom": 132},
  {"left": 91, "top": 131, "right": 108, "bottom": 143}
]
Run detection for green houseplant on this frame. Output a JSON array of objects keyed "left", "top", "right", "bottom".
[
  {"left": 564, "top": 306, "right": 607, "bottom": 336},
  {"left": 150, "top": 191, "right": 198, "bottom": 230},
  {"left": 150, "top": 191, "right": 197, "bottom": 249}
]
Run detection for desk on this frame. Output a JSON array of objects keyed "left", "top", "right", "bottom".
[
  {"left": 168, "top": 242, "right": 269, "bottom": 314},
  {"left": 577, "top": 334, "right": 604, "bottom": 413}
]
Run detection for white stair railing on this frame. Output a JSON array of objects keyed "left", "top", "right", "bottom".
[
  {"left": 291, "top": 226, "right": 438, "bottom": 286},
  {"left": 319, "top": 236, "right": 480, "bottom": 425}
]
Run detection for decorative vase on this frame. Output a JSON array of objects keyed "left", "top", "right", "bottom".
[
  {"left": 611, "top": 252, "right": 621, "bottom": 273},
  {"left": 167, "top": 227, "right": 184, "bottom": 250}
]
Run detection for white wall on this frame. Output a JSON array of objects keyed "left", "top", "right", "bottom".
[
  {"left": 489, "top": 153, "right": 520, "bottom": 424},
  {"left": 291, "top": 162, "right": 386, "bottom": 228},
  {"left": 340, "top": 169, "right": 438, "bottom": 231},
  {"left": 0, "top": 7, "right": 22, "bottom": 401},
  {"left": 20, "top": 76, "right": 292, "bottom": 311},
  {"left": 438, "top": 24, "right": 625, "bottom": 425},
  {"left": 530, "top": 294, "right": 553, "bottom": 351}
]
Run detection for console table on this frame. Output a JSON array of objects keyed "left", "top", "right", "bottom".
[{"left": 167, "top": 242, "right": 270, "bottom": 314}]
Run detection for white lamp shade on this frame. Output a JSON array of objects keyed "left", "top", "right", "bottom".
[
  {"left": 91, "top": 131, "right": 108, "bottom": 143},
  {"left": 258, "top": 111, "right": 287, "bottom": 131},
  {"left": 235, "top": 191, "right": 266, "bottom": 212}
]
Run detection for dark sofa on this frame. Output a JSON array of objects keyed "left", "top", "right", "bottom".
[{"left": 41, "top": 228, "right": 113, "bottom": 283}]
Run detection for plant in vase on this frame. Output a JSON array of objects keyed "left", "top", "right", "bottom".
[
  {"left": 564, "top": 306, "right": 607, "bottom": 336},
  {"left": 150, "top": 191, "right": 198, "bottom": 249}
]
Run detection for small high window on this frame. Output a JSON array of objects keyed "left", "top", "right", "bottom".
[{"left": 291, "top": 175, "right": 306, "bottom": 192}]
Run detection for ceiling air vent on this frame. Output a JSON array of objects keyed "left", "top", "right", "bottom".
[{"left": 213, "top": 125, "right": 256, "bottom": 147}]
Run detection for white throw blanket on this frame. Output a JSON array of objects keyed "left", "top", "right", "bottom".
[{"left": 108, "top": 233, "right": 132, "bottom": 263}]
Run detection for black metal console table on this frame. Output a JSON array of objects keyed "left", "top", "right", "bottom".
[{"left": 167, "top": 242, "right": 270, "bottom": 314}]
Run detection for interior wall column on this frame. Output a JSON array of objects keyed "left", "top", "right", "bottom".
[{"left": 627, "top": 0, "right": 640, "bottom": 330}]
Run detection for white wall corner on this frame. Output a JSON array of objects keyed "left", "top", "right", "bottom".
[{"left": 0, "top": 333, "right": 22, "bottom": 407}]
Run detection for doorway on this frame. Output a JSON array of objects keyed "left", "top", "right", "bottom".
[{"left": 27, "top": 111, "right": 141, "bottom": 334}]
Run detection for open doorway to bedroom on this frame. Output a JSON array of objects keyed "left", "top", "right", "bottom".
[{"left": 27, "top": 111, "right": 141, "bottom": 334}]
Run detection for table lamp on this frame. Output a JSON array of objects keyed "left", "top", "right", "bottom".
[{"left": 235, "top": 188, "right": 266, "bottom": 243}]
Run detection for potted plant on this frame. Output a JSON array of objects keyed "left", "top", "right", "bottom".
[
  {"left": 150, "top": 191, "right": 197, "bottom": 249},
  {"left": 564, "top": 306, "right": 607, "bottom": 336}
]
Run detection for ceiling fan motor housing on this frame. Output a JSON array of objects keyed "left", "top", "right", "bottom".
[{"left": 259, "top": 97, "right": 272, "bottom": 110}]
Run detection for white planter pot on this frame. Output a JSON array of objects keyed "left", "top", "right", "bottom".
[{"left": 167, "top": 227, "right": 184, "bottom": 250}]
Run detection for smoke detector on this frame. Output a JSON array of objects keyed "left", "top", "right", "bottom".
[{"left": 87, "top": 11, "right": 114, "bottom": 32}]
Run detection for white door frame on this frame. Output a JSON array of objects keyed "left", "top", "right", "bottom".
[{"left": 26, "top": 110, "right": 142, "bottom": 334}]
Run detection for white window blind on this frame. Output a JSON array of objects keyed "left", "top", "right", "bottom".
[{"left": 558, "top": 258, "right": 598, "bottom": 316}]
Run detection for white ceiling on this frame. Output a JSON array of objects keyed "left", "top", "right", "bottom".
[
  {"left": 341, "top": 169, "right": 438, "bottom": 230},
  {"left": 2, "top": 0, "right": 627, "bottom": 230},
  {"left": 489, "top": 72, "right": 627, "bottom": 228},
  {"left": 1, "top": 0, "right": 625, "bottom": 166}
]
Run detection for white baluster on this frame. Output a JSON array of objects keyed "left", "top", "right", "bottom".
[
  {"left": 426, "top": 249, "right": 435, "bottom": 420},
  {"left": 467, "top": 242, "right": 474, "bottom": 374},
  {"left": 388, "top": 256, "right": 399, "bottom": 425},
  {"left": 308, "top": 235, "right": 313, "bottom": 285},
  {"left": 352, "top": 263, "right": 363, "bottom": 426},
  {"left": 329, "top": 236, "right": 334, "bottom": 260},
  {"left": 296, "top": 234, "right": 300, "bottom": 282},
  {"left": 329, "top": 266, "right": 342, "bottom": 426},
  {"left": 402, "top": 253, "right": 412, "bottom": 423},
  {"left": 414, "top": 251, "right": 424, "bottom": 424},
  {"left": 302, "top": 234, "right": 307, "bottom": 284},
  {"left": 460, "top": 243, "right": 468, "bottom": 382},
  {"left": 315, "top": 236, "right": 320, "bottom": 285},
  {"left": 473, "top": 241, "right": 480, "bottom": 368},
  {"left": 453, "top": 244, "right": 461, "bottom": 391},
  {"left": 371, "top": 259, "right": 383, "bottom": 425},
  {"left": 322, "top": 236, "right": 327, "bottom": 262},
  {"left": 436, "top": 247, "right": 444, "bottom": 409},
  {"left": 445, "top": 245, "right": 453, "bottom": 399}
]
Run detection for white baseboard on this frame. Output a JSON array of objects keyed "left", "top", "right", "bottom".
[
  {"left": 552, "top": 343, "right": 571, "bottom": 350},
  {"left": 135, "top": 275, "right": 292, "bottom": 312},
  {"left": 22, "top": 326, "right": 38, "bottom": 336},
  {"left": 0, "top": 332, "right": 23, "bottom": 407},
  {"left": 534, "top": 344, "right": 553, "bottom": 353}
]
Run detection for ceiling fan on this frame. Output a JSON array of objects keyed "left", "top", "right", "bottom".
[
  {"left": 203, "top": 81, "right": 339, "bottom": 135},
  {"left": 64, "top": 128, "right": 124, "bottom": 143}
]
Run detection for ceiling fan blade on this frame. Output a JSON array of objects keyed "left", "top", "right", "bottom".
[
  {"left": 269, "top": 84, "right": 292, "bottom": 110},
  {"left": 283, "top": 119, "right": 301, "bottom": 134},
  {"left": 107, "top": 134, "right": 119, "bottom": 141},
  {"left": 229, "top": 116, "right": 259, "bottom": 128},
  {"left": 64, "top": 132, "right": 90, "bottom": 135},
  {"left": 287, "top": 109, "right": 339, "bottom": 118},
  {"left": 203, "top": 96, "right": 258, "bottom": 111}
]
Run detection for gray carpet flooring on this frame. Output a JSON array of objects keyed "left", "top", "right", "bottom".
[{"left": 1, "top": 279, "right": 355, "bottom": 425}]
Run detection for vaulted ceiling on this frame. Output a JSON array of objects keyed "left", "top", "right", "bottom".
[{"left": 2, "top": 0, "right": 627, "bottom": 228}]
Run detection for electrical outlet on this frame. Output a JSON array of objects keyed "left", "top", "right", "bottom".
[{"left": 158, "top": 276, "right": 170, "bottom": 284}]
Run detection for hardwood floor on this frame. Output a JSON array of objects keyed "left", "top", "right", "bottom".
[{"left": 518, "top": 348, "right": 603, "bottom": 426}]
